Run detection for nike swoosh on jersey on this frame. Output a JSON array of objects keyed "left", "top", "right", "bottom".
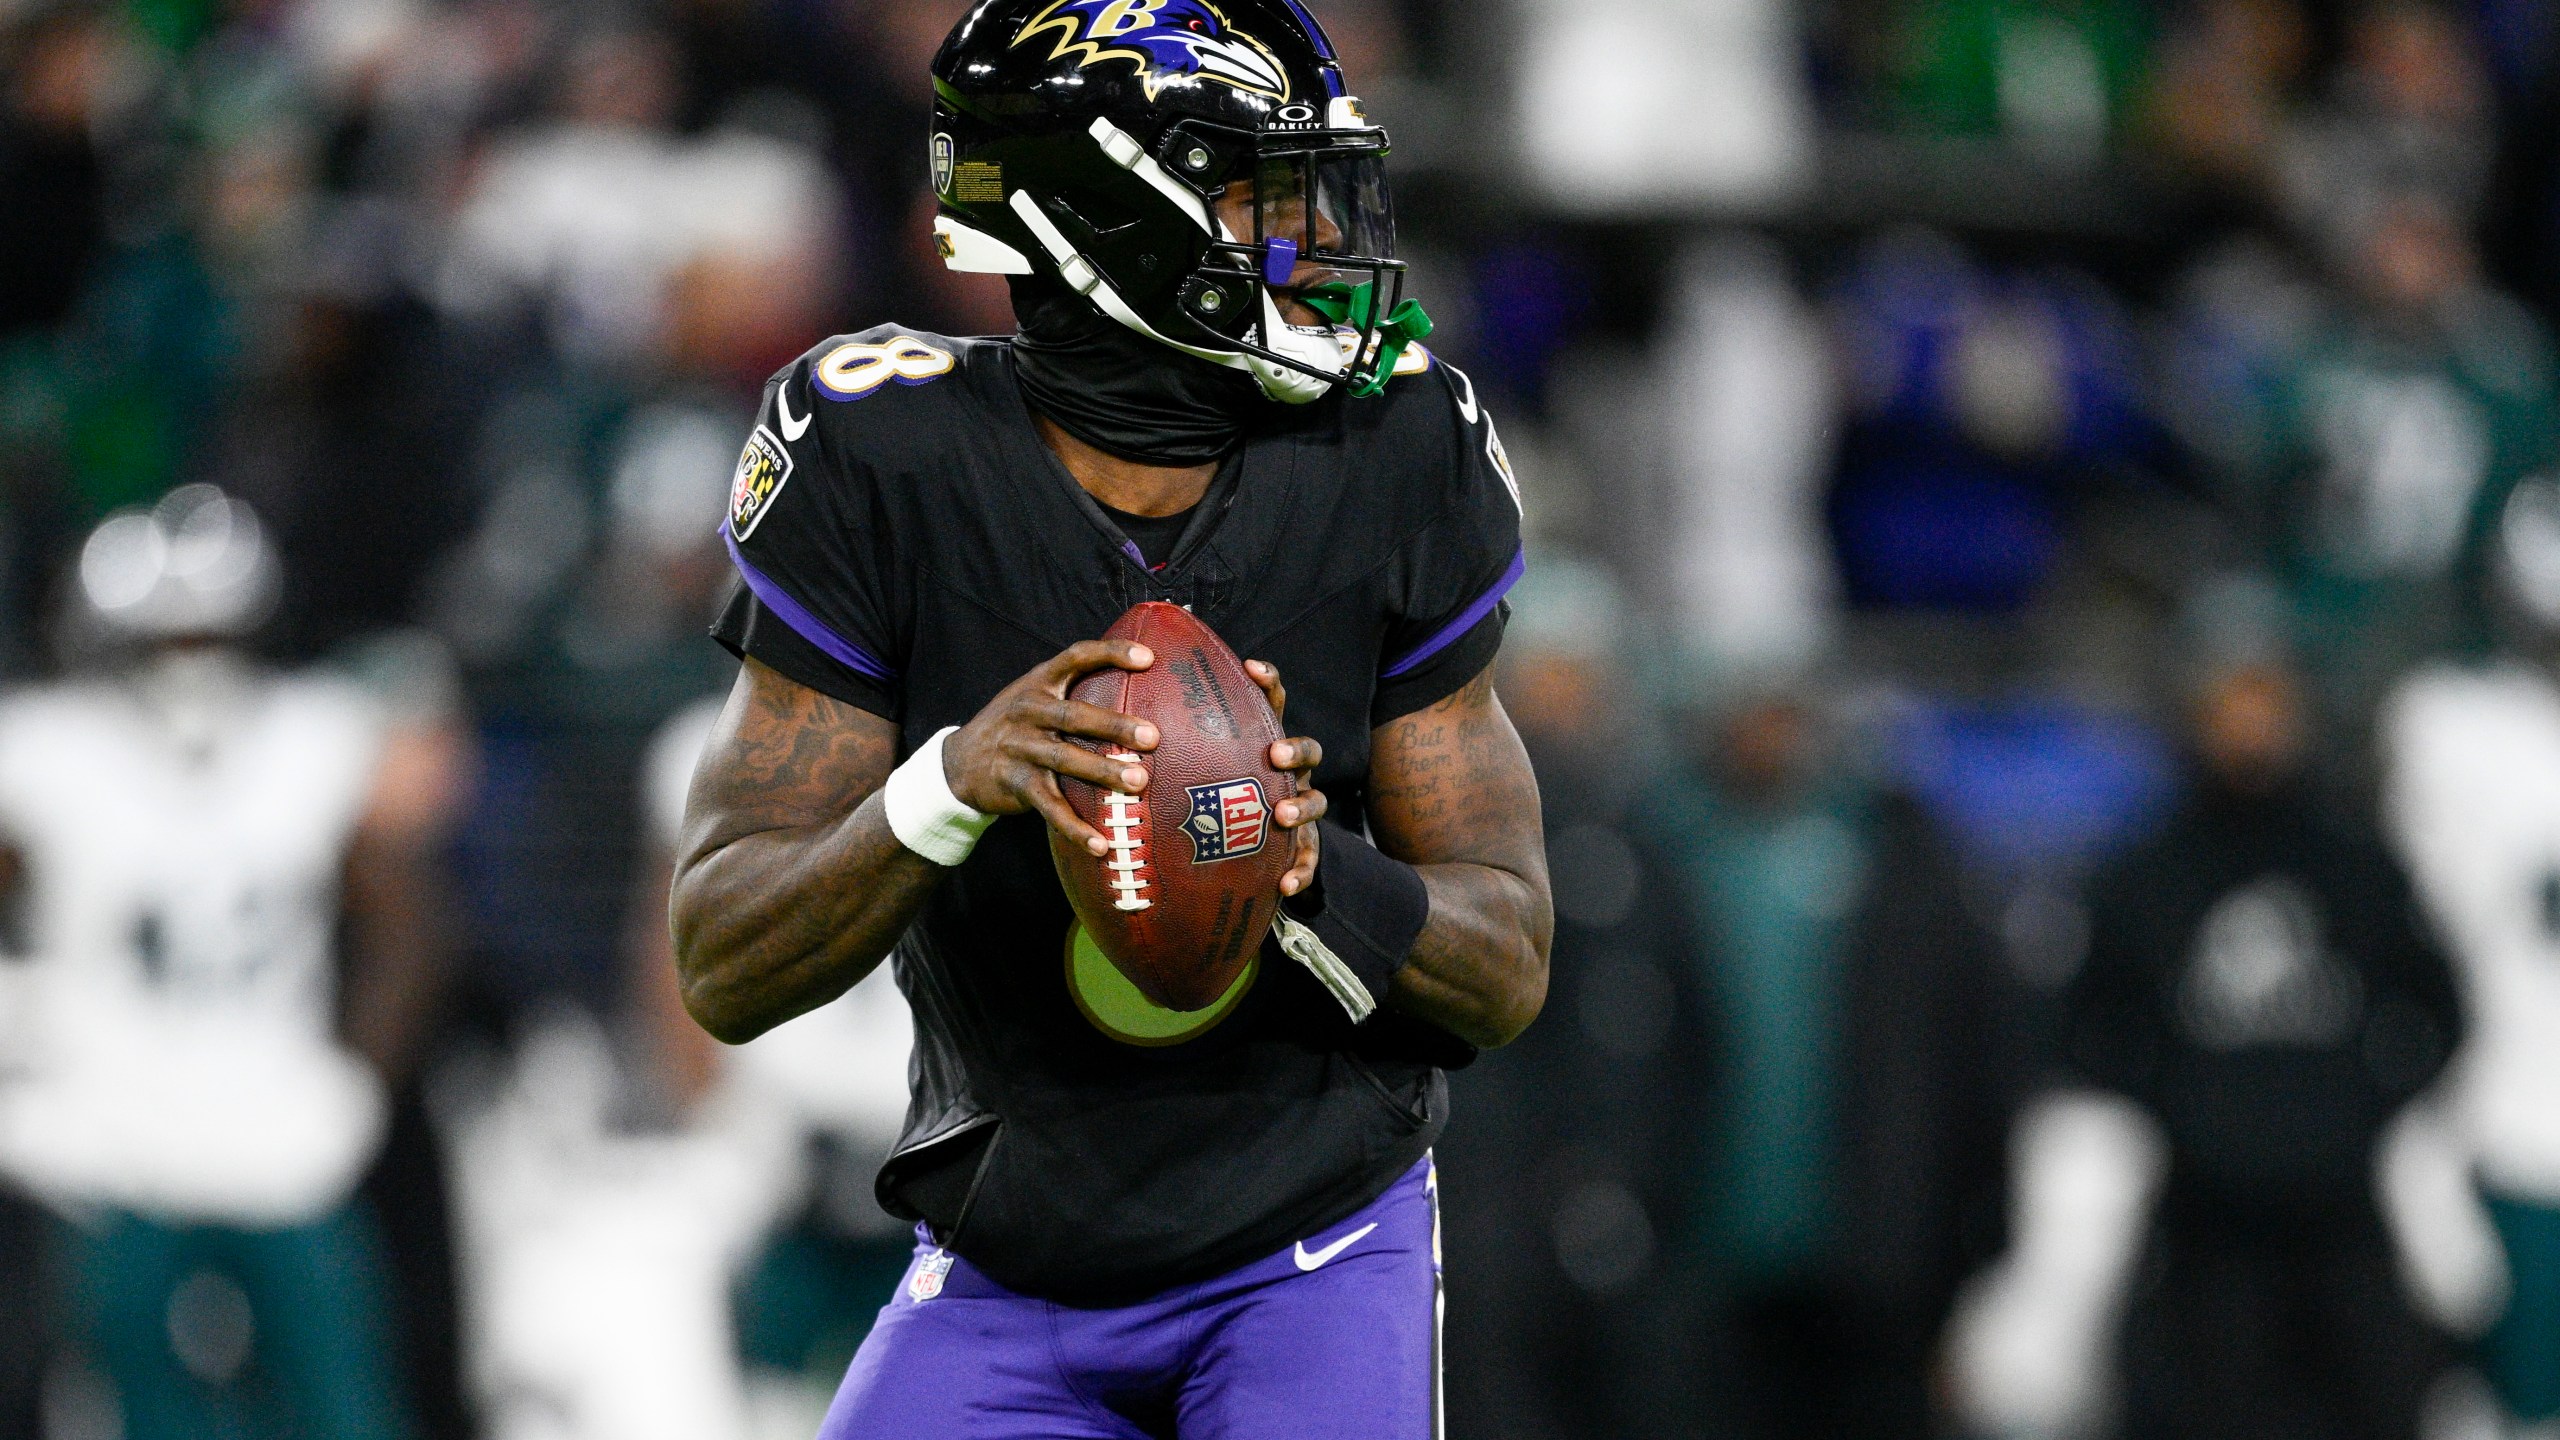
[
  {"left": 1446, "top": 361, "right": 1480, "bottom": 425},
  {"left": 1293, "top": 1221, "right": 1379, "bottom": 1272},
  {"left": 776, "top": 384, "right": 813, "bottom": 441}
]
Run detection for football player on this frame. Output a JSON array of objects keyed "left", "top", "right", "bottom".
[
  {"left": 2384, "top": 479, "right": 2560, "bottom": 1431},
  {"left": 670, "top": 1, "right": 1551, "bottom": 1435},
  {"left": 0, "top": 487, "right": 462, "bottom": 1440}
]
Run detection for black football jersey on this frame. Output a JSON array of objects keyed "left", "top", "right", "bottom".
[{"left": 711, "top": 324, "right": 1523, "bottom": 1304}]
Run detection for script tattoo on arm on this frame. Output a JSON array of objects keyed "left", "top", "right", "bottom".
[
  {"left": 670, "top": 659, "right": 941, "bottom": 1042},
  {"left": 1364, "top": 669, "right": 1553, "bottom": 1047}
]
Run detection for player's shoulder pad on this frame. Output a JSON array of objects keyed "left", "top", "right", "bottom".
[
  {"left": 1351, "top": 342, "right": 1523, "bottom": 517},
  {"left": 0, "top": 681, "right": 125, "bottom": 738},
  {"left": 768, "top": 325, "right": 1000, "bottom": 445},
  {"left": 0, "top": 683, "right": 146, "bottom": 801},
  {"left": 732, "top": 325, "right": 994, "bottom": 543},
  {"left": 782, "top": 324, "right": 987, "bottom": 413},
  {"left": 2385, "top": 661, "right": 2534, "bottom": 756},
  {"left": 268, "top": 671, "right": 391, "bottom": 740}
]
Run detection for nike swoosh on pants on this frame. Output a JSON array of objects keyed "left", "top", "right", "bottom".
[{"left": 1294, "top": 1222, "right": 1379, "bottom": 1272}]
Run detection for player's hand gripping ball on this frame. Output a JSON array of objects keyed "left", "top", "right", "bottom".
[{"left": 1050, "top": 603, "right": 1315, "bottom": 1011}]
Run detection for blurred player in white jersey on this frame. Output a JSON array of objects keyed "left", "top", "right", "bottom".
[
  {"left": 0, "top": 486, "right": 463, "bottom": 1440},
  {"left": 439, "top": 694, "right": 914, "bottom": 1440},
  {"left": 2386, "top": 476, "right": 2560, "bottom": 1433}
]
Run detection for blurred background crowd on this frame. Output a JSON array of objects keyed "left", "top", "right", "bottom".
[{"left": 1, "top": 0, "right": 2559, "bottom": 1436}]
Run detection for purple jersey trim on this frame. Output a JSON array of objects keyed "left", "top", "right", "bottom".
[
  {"left": 1380, "top": 547, "right": 1525, "bottom": 680},
  {"left": 723, "top": 530, "right": 898, "bottom": 682}
]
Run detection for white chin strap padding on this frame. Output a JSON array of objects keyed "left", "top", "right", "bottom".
[
  {"left": 1247, "top": 288, "right": 1340, "bottom": 405},
  {"left": 1008, "top": 188, "right": 1338, "bottom": 405},
  {"left": 1226, "top": 216, "right": 1343, "bottom": 405}
]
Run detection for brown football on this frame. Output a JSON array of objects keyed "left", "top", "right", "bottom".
[{"left": 1050, "top": 602, "right": 1295, "bottom": 1012}]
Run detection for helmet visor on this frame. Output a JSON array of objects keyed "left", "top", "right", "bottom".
[
  {"left": 1188, "top": 131, "right": 1416, "bottom": 395},
  {"left": 1248, "top": 146, "right": 1395, "bottom": 271}
]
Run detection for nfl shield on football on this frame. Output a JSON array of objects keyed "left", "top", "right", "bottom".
[{"left": 1051, "top": 602, "right": 1296, "bottom": 1013}]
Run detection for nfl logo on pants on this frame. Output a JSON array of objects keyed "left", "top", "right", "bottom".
[{"left": 909, "top": 1250, "right": 954, "bottom": 1303}]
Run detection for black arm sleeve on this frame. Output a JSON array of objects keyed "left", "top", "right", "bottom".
[{"left": 1282, "top": 819, "right": 1432, "bottom": 1011}]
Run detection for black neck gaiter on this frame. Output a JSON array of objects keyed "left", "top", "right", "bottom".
[{"left": 1008, "top": 275, "right": 1266, "bottom": 466}]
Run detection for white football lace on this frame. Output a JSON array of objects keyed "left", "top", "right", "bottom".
[{"left": 1100, "top": 750, "right": 1150, "bottom": 912}]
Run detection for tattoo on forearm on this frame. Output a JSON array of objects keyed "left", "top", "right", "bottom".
[
  {"left": 1364, "top": 671, "right": 1553, "bottom": 1047},
  {"left": 699, "top": 663, "right": 893, "bottom": 826},
  {"left": 671, "top": 661, "right": 938, "bottom": 1042}
]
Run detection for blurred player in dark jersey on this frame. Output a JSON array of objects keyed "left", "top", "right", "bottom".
[
  {"left": 2070, "top": 638, "right": 2461, "bottom": 1440},
  {"left": 669, "top": 2, "right": 1552, "bottom": 1436}
]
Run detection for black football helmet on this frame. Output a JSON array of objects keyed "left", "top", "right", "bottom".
[{"left": 929, "top": 0, "right": 1428, "bottom": 402}]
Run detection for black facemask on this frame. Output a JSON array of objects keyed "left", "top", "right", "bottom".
[{"left": 1008, "top": 275, "right": 1266, "bottom": 466}]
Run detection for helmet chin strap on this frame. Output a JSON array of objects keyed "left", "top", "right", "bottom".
[
  {"left": 1007, "top": 188, "right": 1340, "bottom": 406},
  {"left": 1247, "top": 288, "right": 1342, "bottom": 404}
]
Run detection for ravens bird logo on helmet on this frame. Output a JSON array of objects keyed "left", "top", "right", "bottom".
[{"left": 1013, "top": 0, "right": 1293, "bottom": 101}]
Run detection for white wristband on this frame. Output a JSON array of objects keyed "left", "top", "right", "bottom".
[{"left": 883, "top": 727, "right": 996, "bottom": 867}]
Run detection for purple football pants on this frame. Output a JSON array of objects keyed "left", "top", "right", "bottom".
[{"left": 815, "top": 1155, "right": 1441, "bottom": 1440}]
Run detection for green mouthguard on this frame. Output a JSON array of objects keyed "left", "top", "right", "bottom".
[{"left": 1299, "top": 282, "right": 1434, "bottom": 398}]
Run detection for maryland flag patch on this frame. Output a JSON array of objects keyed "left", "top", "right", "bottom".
[{"left": 728, "top": 425, "right": 794, "bottom": 543}]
